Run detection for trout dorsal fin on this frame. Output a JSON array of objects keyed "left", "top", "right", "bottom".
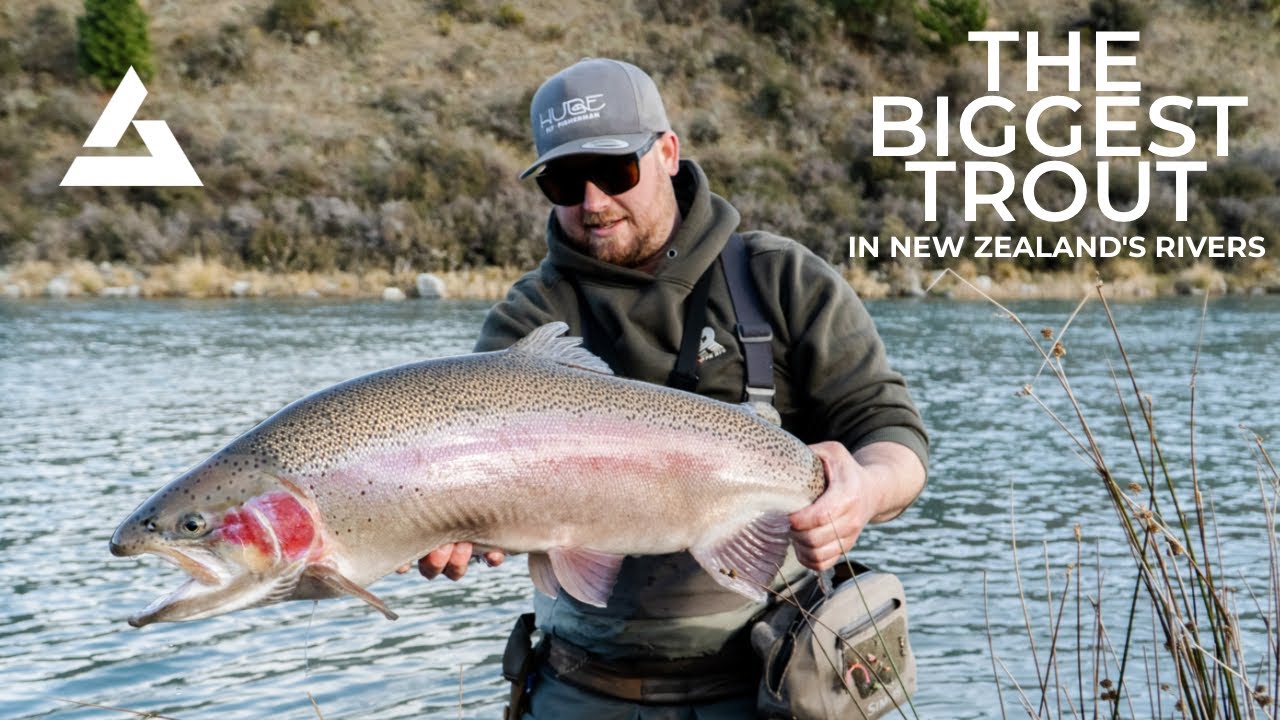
[{"left": 509, "top": 322, "right": 614, "bottom": 375}]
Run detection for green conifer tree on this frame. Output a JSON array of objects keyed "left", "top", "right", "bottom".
[{"left": 76, "top": 0, "right": 154, "bottom": 89}]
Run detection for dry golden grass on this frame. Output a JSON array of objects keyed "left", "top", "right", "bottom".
[
  {"left": 0, "top": 258, "right": 529, "bottom": 299},
  {"left": 439, "top": 266, "right": 525, "bottom": 299},
  {"left": 8, "top": 257, "right": 1272, "bottom": 301}
]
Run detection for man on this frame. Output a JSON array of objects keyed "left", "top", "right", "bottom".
[{"left": 413, "top": 58, "right": 927, "bottom": 718}]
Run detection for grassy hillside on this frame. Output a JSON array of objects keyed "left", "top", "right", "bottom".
[{"left": 1, "top": 0, "right": 1278, "bottom": 297}]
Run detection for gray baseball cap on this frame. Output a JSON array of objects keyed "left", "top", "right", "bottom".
[{"left": 519, "top": 58, "right": 671, "bottom": 179}]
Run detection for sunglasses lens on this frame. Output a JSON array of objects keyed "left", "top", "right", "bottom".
[
  {"left": 535, "top": 171, "right": 582, "bottom": 206},
  {"left": 592, "top": 156, "right": 641, "bottom": 196},
  {"left": 536, "top": 152, "right": 644, "bottom": 206}
]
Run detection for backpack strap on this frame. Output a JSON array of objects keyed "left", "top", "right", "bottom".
[{"left": 720, "top": 233, "right": 775, "bottom": 409}]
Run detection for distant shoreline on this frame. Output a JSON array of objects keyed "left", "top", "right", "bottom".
[{"left": 3, "top": 257, "right": 1278, "bottom": 302}]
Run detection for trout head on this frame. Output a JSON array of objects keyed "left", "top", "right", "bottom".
[{"left": 110, "top": 452, "right": 321, "bottom": 627}]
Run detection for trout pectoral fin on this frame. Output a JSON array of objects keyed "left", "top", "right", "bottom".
[
  {"left": 303, "top": 563, "right": 399, "bottom": 621},
  {"left": 527, "top": 552, "right": 560, "bottom": 599},
  {"left": 544, "top": 547, "right": 625, "bottom": 608},
  {"left": 690, "top": 512, "right": 792, "bottom": 603}
]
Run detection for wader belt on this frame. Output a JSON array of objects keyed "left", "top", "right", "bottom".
[{"left": 544, "top": 634, "right": 758, "bottom": 704}]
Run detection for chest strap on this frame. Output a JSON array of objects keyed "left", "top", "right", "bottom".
[{"left": 720, "top": 233, "right": 775, "bottom": 410}]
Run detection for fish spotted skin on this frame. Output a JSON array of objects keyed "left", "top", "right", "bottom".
[{"left": 110, "top": 323, "right": 826, "bottom": 626}]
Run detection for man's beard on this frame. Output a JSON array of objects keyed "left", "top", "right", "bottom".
[
  {"left": 566, "top": 185, "right": 677, "bottom": 269},
  {"left": 578, "top": 211, "right": 653, "bottom": 268}
]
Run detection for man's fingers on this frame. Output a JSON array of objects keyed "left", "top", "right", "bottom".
[
  {"left": 795, "top": 547, "right": 840, "bottom": 572},
  {"left": 442, "top": 542, "right": 474, "bottom": 581},
  {"left": 418, "top": 543, "right": 455, "bottom": 579},
  {"left": 413, "top": 543, "right": 503, "bottom": 581},
  {"left": 792, "top": 515, "right": 857, "bottom": 550},
  {"left": 789, "top": 502, "right": 833, "bottom": 532},
  {"left": 793, "top": 533, "right": 861, "bottom": 572},
  {"left": 790, "top": 492, "right": 855, "bottom": 533}
]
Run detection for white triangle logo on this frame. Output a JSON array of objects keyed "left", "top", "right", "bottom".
[{"left": 60, "top": 67, "right": 202, "bottom": 187}]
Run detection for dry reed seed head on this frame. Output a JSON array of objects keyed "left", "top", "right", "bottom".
[
  {"left": 1073, "top": 523, "right": 1081, "bottom": 541},
  {"left": 1040, "top": 327, "right": 1053, "bottom": 340},
  {"left": 1016, "top": 383, "right": 1033, "bottom": 397},
  {"left": 1127, "top": 482, "right": 1143, "bottom": 494},
  {"left": 1168, "top": 538, "right": 1184, "bottom": 556},
  {"left": 1100, "top": 678, "right": 1113, "bottom": 689},
  {"left": 1052, "top": 340, "right": 1066, "bottom": 358}
]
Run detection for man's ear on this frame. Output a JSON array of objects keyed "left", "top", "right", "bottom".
[{"left": 657, "top": 132, "right": 681, "bottom": 176}]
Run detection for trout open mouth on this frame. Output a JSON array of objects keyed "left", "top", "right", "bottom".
[{"left": 126, "top": 545, "right": 241, "bottom": 628}]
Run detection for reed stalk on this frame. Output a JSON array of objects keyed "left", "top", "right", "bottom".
[{"left": 929, "top": 269, "right": 1280, "bottom": 718}]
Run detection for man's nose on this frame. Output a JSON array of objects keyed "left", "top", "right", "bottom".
[{"left": 581, "top": 181, "right": 611, "bottom": 212}]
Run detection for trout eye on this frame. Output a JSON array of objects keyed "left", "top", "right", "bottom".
[{"left": 177, "top": 513, "right": 208, "bottom": 537}]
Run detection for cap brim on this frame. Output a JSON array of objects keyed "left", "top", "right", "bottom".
[{"left": 518, "top": 132, "right": 656, "bottom": 179}]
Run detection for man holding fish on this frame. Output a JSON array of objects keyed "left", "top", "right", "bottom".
[
  {"left": 413, "top": 58, "right": 929, "bottom": 719},
  {"left": 109, "top": 56, "right": 927, "bottom": 720}
]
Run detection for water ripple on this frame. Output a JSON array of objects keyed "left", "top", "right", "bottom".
[{"left": 2, "top": 296, "right": 1277, "bottom": 718}]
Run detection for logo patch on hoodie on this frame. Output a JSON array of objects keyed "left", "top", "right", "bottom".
[{"left": 697, "top": 327, "right": 726, "bottom": 363}]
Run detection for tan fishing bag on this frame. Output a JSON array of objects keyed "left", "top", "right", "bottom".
[{"left": 752, "top": 562, "right": 916, "bottom": 719}]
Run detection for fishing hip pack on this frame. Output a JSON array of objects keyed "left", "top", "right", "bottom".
[{"left": 751, "top": 561, "right": 916, "bottom": 719}]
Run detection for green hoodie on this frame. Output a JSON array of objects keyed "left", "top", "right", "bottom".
[{"left": 475, "top": 159, "right": 927, "bottom": 660}]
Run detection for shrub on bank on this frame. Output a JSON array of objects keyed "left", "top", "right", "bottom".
[{"left": 76, "top": 0, "right": 153, "bottom": 88}]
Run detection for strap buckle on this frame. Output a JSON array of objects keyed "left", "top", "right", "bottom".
[{"left": 736, "top": 321, "right": 773, "bottom": 343}]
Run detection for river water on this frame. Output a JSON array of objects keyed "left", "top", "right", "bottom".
[{"left": 2, "top": 294, "right": 1277, "bottom": 718}]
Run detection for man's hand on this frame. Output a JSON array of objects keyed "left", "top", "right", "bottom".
[
  {"left": 789, "top": 441, "right": 925, "bottom": 572},
  {"left": 396, "top": 542, "right": 506, "bottom": 581}
]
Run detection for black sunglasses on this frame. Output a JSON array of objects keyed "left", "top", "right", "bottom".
[{"left": 535, "top": 134, "right": 660, "bottom": 206}]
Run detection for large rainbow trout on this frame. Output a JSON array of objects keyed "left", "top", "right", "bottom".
[{"left": 110, "top": 323, "right": 826, "bottom": 627}]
